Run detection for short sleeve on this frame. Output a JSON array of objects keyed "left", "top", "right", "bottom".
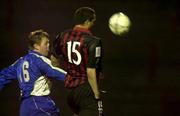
[{"left": 87, "top": 38, "right": 102, "bottom": 68}]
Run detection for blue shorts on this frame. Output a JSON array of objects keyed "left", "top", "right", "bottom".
[{"left": 20, "top": 96, "right": 60, "bottom": 116}]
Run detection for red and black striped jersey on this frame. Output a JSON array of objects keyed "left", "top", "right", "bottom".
[{"left": 53, "top": 27, "right": 102, "bottom": 88}]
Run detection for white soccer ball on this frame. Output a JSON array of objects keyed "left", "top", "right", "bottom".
[{"left": 109, "top": 12, "right": 131, "bottom": 36}]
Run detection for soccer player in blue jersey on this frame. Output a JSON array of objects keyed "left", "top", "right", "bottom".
[
  {"left": 53, "top": 7, "right": 104, "bottom": 116},
  {"left": 0, "top": 30, "right": 67, "bottom": 116}
]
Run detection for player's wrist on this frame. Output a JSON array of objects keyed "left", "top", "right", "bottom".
[{"left": 94, "top": 93, "right": 101, "bottom": 100}]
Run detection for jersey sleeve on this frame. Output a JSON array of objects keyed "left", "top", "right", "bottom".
[
  {"left": 87, "top": 38, "right": 102, "bottom": 69},
  {"left": 35, "top": 55, "right": 67, "bottom": 81},
  {"left": 0, "top": 60, "right": 19, "bottom": 90}
]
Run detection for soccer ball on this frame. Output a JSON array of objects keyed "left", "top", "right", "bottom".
[{"left": 109, "top": 12, "right": 131, "bottom": 36}]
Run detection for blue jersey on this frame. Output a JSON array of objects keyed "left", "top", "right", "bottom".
[{"left": 0, "top": 50, "right": 66, "bottom": 98}]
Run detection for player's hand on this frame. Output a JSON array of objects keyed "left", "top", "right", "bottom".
[{"left": 50, "top": 55, "right": 60, "bottom": 67}]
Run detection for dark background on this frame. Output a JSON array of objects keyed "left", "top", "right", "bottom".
[{"left": 0, "top": 0, "right": 180, "bottom": 116}]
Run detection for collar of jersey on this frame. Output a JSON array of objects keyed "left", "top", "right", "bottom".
[
  {"left": 28, "top": 50, "right": 44, "bottom": 56},
  {"left": 73, "top": 26, "right": 92, "bottom": 35}
]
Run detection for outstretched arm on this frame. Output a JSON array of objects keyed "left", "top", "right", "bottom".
[{"left": 0, "top": 63, "right": 17, "bottom": 90}]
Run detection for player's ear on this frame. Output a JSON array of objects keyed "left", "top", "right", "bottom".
[{"left": 33, "top": 43, "right": 40, "bottom": 50}]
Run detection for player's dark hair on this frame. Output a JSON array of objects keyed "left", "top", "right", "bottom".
[
  {"left": 28, "top": 29, "right": 49, "bottom": 50},
  {"left": 74, "top": 7, "right": 95, "bottom": 25}
]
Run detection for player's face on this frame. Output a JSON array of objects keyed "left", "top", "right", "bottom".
[
  {"left": 37, "top": 37, "right": 50, "bottom": 56},
  {"left": 89, "top": 14, "right": 96, "bottom": 27}
]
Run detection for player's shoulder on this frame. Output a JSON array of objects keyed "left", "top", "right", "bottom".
[
  {"left": 11, "top": 57, "right": 23, "bottom": 67},
  {"left": 28, "top": 51, "right": 51, "bottom": 64},
  {"left": 84, "top": 35, "right": 101, "bottom": 44},
  {"left": 56, "top": 29, "right": 72, "bottom": 39},
  {"left": 92, "top": 36, "right": 101, "bottom": 41}
]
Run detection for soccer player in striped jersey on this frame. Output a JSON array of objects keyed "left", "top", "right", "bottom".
[
  {"left": 0, "top": 30, "right": 66, "bottom": 116},
  {"left": 53, "top": 7, "right": 103, "bottom": 116}
]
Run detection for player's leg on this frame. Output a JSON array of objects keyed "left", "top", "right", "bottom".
[
  {"left": 78, "top": 83, "right": 99, "bottom": 116},
  {"left": 78, "top": 97, "right": 99, "bottom": 116},
  {"left": 20, "top": 96, "right": 60, "bottom": 116},
  {"left": 66, "top": 88, "right": 80, "bottom": 115},
  {"left": 31, "top": 96, "right": 61, "bottom": 116},
  {"left": 20, "top": 97, "right": 32, "bottom": 116}
]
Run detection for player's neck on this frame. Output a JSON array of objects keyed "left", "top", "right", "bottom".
[{"left": 75, "top": 24, "right": 90, "bottom": 29}]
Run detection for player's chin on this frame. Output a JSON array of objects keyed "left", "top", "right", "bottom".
[{"left": 44, "top": 51, "right": 49, "bottom": 56}]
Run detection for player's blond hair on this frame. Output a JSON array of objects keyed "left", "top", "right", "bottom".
[{"left": 28, "top": 29, "right": 49, "bottom": 50}]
